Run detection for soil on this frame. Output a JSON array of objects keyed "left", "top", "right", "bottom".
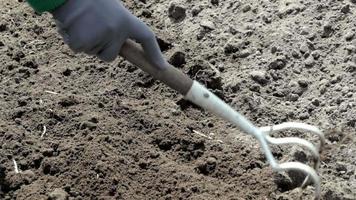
[{"left": 1, "top": 0, "right": 356, "bottom": 199}]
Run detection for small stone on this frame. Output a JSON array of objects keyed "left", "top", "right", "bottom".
[
  {"left": 298, "top": 79, "right": 308, "bottom": 87},
  {"left": 311, "top": 50, "right": 321, "bottom": 59},
  {"left": 346, "top": 62, "right": 356, "bottom": 72},
  {"left": 192, "top": 6, "right": 203, "bottom": 17},
  {"left": 336, "top": 162, "right": 347, "bottom": 172},
  {"left": 345, "top": 32, "right": 354, "bottom": 41},
  {"left": 224, "top": 43, "right": 240, "bottom": 54},
  {"left": 271, "top": 46, "right": 278, "bottom": 54},
  {"left": 236, "top": 49, "right": 251, "bottom": 58},
  {"left": 352, "top": 55, "right": 356, "bottom": 63},
  {"left": 79, "top": 121, "right": 97, "bottom": 131},
  {"left": 207, "top": 157, "right": 217, "bottom": 165},
  {"left": 262, "top": 14, "right": 272, "bottom": 23},
  {"left": 299, "top": 42, "right": 309, "bottom": 54},
  {"left": 249, "top": 70, "right": 268, "bottom": 85},
  {"left": 58, "top": 96, "right": 79, "bottom": 107},
  {"left": 17, "top": 97, "right": 29, "bottom": 107},
  {"left": 200, "top": 20, "right": 215, "bottom": 30},
  {"left": 345, "top": 45, "right": 356, "bottom": 54},
  {"left": 321, "top": 22, "right": 333, "bottom": 38},
  {"left": 211, "top": 0, "right": 219, "bottom": 6},
  {"left": 300, "top": 26, "right": 310, "bottom": 35},
  {"left": 242, "top": 5, "right": 251, "bottom": 12},
  {"left": 169, "top": 51, "right": 186, "bottom": 68},
  {"left": 304, "top": 57, "right": 315, "bottom": 68},
  {"left": 330, "top": 75, "right": 342, "bottom": 84},
  {"left": 0, "top": 23, "right": 7, "bottom": 32},
  {"left": 49, "top": 188, "right": 69, "bottom": 200},
  {"left": 299, "top": 112, "right": 310, "bottom": 120},
  {"left": 288, "top": 93, "right": 299, "bottom": 101},
  {"left": 341, "top": 4, "right": 350, "bottom": 13},
  {"left": 269, "top": 57, "right": 287, "bottom": 70},
  {"left": 292, "top": 50, "right": 301, "bottom": 58},
  {"left": 168, "top": 4, "right": 186, "bottom": 22},
  {"left": 311, "top": 98, "right": 320, "bottom": 106},
  {"left": 351, "top": 0, "right": 356, "bottom": 4},
  {"left": 62, "top": 68, "right": 72, "bottom": 76}
]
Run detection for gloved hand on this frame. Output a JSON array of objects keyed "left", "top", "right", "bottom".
[{"left": 52, "top": 0, "right": 167, "bottom": 69}]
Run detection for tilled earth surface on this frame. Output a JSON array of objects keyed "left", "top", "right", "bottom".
[{"left": 1, "top": 0, "right": 356, "bottom": 199}]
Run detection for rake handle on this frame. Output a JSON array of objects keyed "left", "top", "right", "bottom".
[{"left": 119, "top": 39, "right": 193, "bottom": 95}]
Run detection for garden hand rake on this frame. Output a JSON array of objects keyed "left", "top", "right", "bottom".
[{"left": 119, "top": 40, "right": 325, "bottom": 199}]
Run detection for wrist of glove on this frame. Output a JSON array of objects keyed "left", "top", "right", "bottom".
[{"left": 52, "top": 0, "right": 167, "bottom": 69}]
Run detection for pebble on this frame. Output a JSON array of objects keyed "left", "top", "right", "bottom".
[
  {"left": 345, "top": 45, "right": 356, "bottom": 54},
  {"left": 298, "top": 79, "right": 309, "bottom": 88},
  {"left": 200, "top": 20, "right": 215, "bottom": 30},
  {"left": 299, "top": 42, "right": 309, "bottom": 54},
  {"left": 48, "top": 188, "right": 69, "bottom": 200},
  {"left": 249, "top": 70, "right": 268, "bottom": 85},
  {"left": 299, "top": 112, "right": 310, "bottom": 120},
  {"left": 300, "top": 26, "right": 310, "bottom": 35},
  {"left": 352, "top": 55, "right": 356, "bottom": 63},
  {"left": 271, "top": 46, "right": 278, "bottom": 54},
  {"left": 0, "top": 23, "right": 7, "bottom": 32},
  {"left": 288, "top": 93, "right": 299, "bottom": 101},
  {"left": 207, "top": 157, "right": 217, "bottom": 165},
  {"left": 269, "top": 57, "right": 287, "bottom": 69},
  {"left": 224, "top": 42, "right": 240, "bottom": 54},
  {"left": 311, "top": 50, "right": 321, "bottom": 59},
  {"left": 322, "top": 22, "right": 333, "bottom": 38},
  {"left": 168, "top": 4, "right": 186, "bottom": 22},
  {"left": 211, "top": 0, "right": 219, "bottom": 6},
  {"left": 304, "top": 56, "right": 315, "bottom": 68},
  {"left": 341, "top": 4, "right": 350, "bottom": 14},
  {"left": 311, "top": 98, "right": 320, "bottom": 106},
  {"left": 345, "top": 32, "right": 355, "bottom": 41},
  {"left": 242, "top": 5, "right": 251, "bottom": 12},
  {"left": 169, "top": 51, "right": 186, "bottom": 68},
  {"left": 235, "top": 49, "right": 251, "bottom": 58},
  {"left": 346, "top": 62, "right": 356, "bottom": 72},
  {"left": 292, "top": 49, "right": 301, "bottom": 58},
  {"left": 79, "top": 121, "right": 97, "bottom": 130},
  {"left": 192, "top": 6, "right": 203, "bottom": 17}
]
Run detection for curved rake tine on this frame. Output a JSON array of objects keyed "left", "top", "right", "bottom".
[
  {"left": 265, "top": 135, "right": 321, "bottom": 189},
  {"left": 261, "top": 122, "right": 325, "bottom": 193},
  {"left": 260, "top": 122, "right": 325, "bottom": 151},
  {"left": 265, "top": 135, "right": 319, "bottom": 164},
  {"left": 277, "top": 162, "right": 321, "bottom": 200}
]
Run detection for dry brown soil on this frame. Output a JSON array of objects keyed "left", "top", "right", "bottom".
[{"left": 1, "top": 0, "right": 356, "bottom": 199}]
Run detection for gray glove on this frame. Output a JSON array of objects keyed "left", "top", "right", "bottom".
[{"left": 52, "top": 0, "right": 167, "bottom": 69}]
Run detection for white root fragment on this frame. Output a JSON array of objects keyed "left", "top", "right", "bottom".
[
  {"left": 193, "top": 130, "right": 213, "bottom": 140},
  {"left": 45, "top": 90, "right": 59, "bottom": 95},
  {"left": 41, "top": 125, "right": 47, "bottom": 138},
  {"left": 12, "top": 158, "right": 19, "bottom": 174}
]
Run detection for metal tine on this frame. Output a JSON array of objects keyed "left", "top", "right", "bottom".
[
  {"left": 260, "top": 122, "right": 325, "bottom": 151},
  {"left": 259, "top": 122, "right": 325, "bottom": 200},
  {"left": 264, "top": 134, "right": 321, "bottom": 194},
  {"left": 264, "top": 135, "right": 319, "bottom": 162},
  {"left": 278, "top": 162, "right": 321, "bottom": 200}
]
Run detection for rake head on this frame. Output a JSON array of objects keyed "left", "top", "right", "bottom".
[
  {"left": 259, "top": 122, "right": 325, "bottom": 199},
  {"left": 185, "top": 81, "right": 326, "bottom": 200}
]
